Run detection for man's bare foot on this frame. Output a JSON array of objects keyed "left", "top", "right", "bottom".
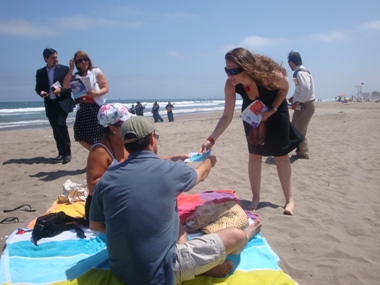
[
  {"left": 246, "top": 198, "right": 260, "bottom": 211},
  {"left": 202, "top": 260, "right": 233, "bottom": 278},
  {"left": 283, "top": 201, "right": 294, "bottom": 215},
  {"left": 244, "top": 220, "right": 262, "bottom": 240}
]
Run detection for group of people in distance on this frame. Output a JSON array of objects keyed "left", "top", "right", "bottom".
[
  {"left": 35, "top": 46, "right": 315, "bottom": 284},
  {"left": 128, "top": 100, "right": 175, "bottom": 123}
]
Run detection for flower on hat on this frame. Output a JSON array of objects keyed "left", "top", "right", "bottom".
[{"left": 98, "top": 103, "right": 134, "bottom": 127}]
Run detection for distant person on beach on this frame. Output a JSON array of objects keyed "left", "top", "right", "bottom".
[
  {"left": 128, "top": 104, "right": 136, "bottom": 115},
  {"left": 287, "top": 50, "right": 315, "bottom": 160},
  {"left": 135, "top": 101, "right": 145, "bottom": 116},
  {"left": 166, "top": 101, "right": 175, "bottom": 122},
  {"left": 89, "top": 116, "right": 262, "bottom": 285},
  {"left": 35, "top": 48, "right": 75, "bottom": 165},
  {"left": 151, "top": 102, "right": 163, "bottom": 122},
  {"left": 63, "top": 50, "right": 109, "bottom": 150},
  {"left": 199, "top": 47, "right": 303, "bottom": 215}
]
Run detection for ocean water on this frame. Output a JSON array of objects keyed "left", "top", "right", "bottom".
[{"left": 0, "top": 99, "right": 243, "bottom": 130}]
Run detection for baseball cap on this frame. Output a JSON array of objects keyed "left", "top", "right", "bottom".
[
  {"left": 97, "top": 103, "right": 133, "bottom": 127},
  {"left": 120, "top": 116, "right": 155, "bottom": 144}
]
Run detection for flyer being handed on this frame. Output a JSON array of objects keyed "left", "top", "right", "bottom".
[{"left": 184, "top": 150, "right": 212, "bottom": 163}]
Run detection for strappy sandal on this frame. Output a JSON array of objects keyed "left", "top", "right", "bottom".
[
  {"left": 0, "top": 217, "right": 19, "bottom": 224},
  {"left": 3, "top": 204, "right": 36, "bottom": 213}
]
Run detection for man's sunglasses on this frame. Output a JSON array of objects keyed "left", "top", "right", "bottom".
[
  {"left": 224, "top": 67, "right": 244, "bottom": 76},
  {"left": 75, "top": 57, "right": 89, "bottom": 64}
]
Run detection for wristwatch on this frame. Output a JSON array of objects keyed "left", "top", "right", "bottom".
[{"left": 271, "top": 106, "right": 277, "bottom": 112}]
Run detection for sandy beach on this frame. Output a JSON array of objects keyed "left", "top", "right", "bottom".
[{"left": 1, "top": 101, "right": 380, "bottom": 284}]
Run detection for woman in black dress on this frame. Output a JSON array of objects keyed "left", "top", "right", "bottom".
[{"left": 199, "top": 48, "right": 302, "bottom": 215}]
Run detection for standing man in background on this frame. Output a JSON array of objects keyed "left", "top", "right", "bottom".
[
  {"left": 135, "top": 101, "right": 146, "bottom": 116},
  {"left": 165, "top": 101, "right": 175, "bottom": 122},
  {"left": 287, "top": 51, "right": 315, "bottom": 160},
  {"left": 35, "top": 48, "right": 75, "bottom": 164}
]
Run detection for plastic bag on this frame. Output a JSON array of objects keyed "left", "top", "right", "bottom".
[
  {"left": 184, "top": 201, "right": 216, "bottom": 233},
  {"left": 58, "top": 179, "right": 88, "bottom": 204}
]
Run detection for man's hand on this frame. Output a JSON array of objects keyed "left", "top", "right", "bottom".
[
  {"left": 52, "top": 87, "right": 62, "bottom": 95},
  {"left": 40, "top": 91, "right": 49, "bottom": 98},
  {"left": 205, "top": 155, "right": 217, "bottom": 167}
]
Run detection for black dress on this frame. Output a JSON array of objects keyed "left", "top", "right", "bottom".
[{"left": 236, "top": 84, "right": 303, "bottom": 156}]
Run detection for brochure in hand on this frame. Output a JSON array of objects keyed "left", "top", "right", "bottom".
[
  {"left": 184, "top": 150, "right": 212, "bottom": 163},
  {"left": 51, "top": 81, "right": 62, "bottom": 91},
  {"left": 240, "top": 100, "right": 268, "bottom": 128},
  {"left": 69, "top": 77, "right": 94, "bottom": 104}
]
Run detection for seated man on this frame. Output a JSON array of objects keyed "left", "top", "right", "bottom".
[{"left": 90, "top": 116, "right": 262, "bottom": 285}]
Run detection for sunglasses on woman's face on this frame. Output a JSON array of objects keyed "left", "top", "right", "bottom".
[
  {"left": 75, "top": 57, "right": 89, "bottom": 64},
  {"left": 224, "top": 67, "right": 244, "bottom": 75}
]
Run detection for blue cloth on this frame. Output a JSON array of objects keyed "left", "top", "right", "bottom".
[
  {"left": 0, "top": 226, "right": 298, "bottom": 285},
  {"left": 90, "top": 150, "right": 198, "bottom": 285}
]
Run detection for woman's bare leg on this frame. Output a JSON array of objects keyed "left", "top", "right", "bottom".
[
  {"left": 274, "top": 155, "right": 294, "bottom": 215},
  {"left": 247, "top": 153, "right": 262, "bottom": 211}
]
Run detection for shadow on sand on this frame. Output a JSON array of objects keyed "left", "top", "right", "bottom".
[{"left": 2, "top": 156, "right": 86, "bottom": 182}]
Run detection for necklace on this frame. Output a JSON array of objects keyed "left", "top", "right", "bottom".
[
  {"left": 106, "top": 136, "right": 115, "bottom": 157},
  {"left": 245, "top": 80, "right": 254, "bottom": 92}
]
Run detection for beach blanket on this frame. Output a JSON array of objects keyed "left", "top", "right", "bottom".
[{"left": 0, "top": 191, "right": 298, "bottom": 285}]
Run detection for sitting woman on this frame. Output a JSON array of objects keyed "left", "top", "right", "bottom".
[{"left": 85, "top": 103, "right": 132, "bottom": 220}]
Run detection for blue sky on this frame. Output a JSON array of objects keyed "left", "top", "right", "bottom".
[{"left": 0, "top": 0, "right": 379, "bottom": 102}]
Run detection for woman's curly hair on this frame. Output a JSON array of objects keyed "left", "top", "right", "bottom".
[{"left": 225, "top": 47, "right": 287, "bottom": 91}]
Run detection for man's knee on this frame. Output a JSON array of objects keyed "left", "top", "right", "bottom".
[{"left": 217, "top": 227, "right": 246, "bottom": 250}]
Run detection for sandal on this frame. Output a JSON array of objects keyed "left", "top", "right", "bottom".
[
  {"left": 3, "top": 204, "right": 36, "bottom": 213},
  {"left": 0, "top": 217, "right": 19, "bottom": 224}
]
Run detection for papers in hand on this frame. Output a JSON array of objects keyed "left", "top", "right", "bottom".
[
  {"left": 52, "top": 81, "right": 62, "bottom": 90},
  {"left": 69, "top": 77, "right": 94, "bottom": 103},
  {"left": 240, "top": 100, "right": 268, "bottom": 128},
  {"left": 185, "top": 150, "right": 212, "bottom": 163}
]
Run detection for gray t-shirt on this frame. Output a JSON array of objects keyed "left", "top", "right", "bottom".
[{"left": 90, "top": 150, "right": 197, "bottom": 285}]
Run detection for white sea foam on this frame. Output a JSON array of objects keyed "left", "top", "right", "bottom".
[{"left": 0, "top": 99, "right": 242, "bottom": 130}]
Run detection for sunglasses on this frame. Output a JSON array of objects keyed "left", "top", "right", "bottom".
[
  {"left": 224, "top": 67, "right": 244, "bottom": 75},
  {"left": 75, "top": 57, "right": 89, "bottom": 64},
  {"left": 154, "top": 133, "right": 159, "bottom": 140}
]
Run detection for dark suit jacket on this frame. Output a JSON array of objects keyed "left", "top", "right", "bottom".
[{"left": 35, "top": 64, "right": 75, "bottom": 117}]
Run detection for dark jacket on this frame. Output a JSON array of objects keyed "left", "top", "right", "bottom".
[{"left": 35, "top": 64, "right": 75, "bottom": 117}]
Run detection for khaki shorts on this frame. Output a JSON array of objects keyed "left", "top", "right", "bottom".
[{"left": 173, "top": 233, "right": 226, "bottom": 285}]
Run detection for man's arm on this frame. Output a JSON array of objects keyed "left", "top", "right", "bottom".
[
  {"left": 298, "top": 72, "right": 312, "bottom": 95},
  {"left": 195, "top": 155, "right": 216, "bottom": 184},
  {"left": 55, "top": 65, "right": 72, "bottom": 99},
  {"left": 89, "top": 220, "right": 106, "bottom": 233},
  {"left": 35, "top": 68, "right": 49, "bottom": 98},
  {"left": 293, "top": 71, "right": 312, "bottom": 102}
]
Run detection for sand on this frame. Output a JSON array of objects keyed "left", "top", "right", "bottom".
[{"left": 1, "top": 101, "right": 380, "bottom": 284}]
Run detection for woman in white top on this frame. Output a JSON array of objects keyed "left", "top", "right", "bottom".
[{"left": 63, "top": 51, "right": 109, "bottom": 150}]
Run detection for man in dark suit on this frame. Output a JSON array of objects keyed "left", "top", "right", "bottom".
[{"left": 35, "top": 48, "right": 75, "bottom": 164}]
